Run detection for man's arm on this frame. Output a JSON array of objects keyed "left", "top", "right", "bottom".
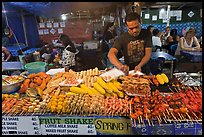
[{"left": 108, "top": 47, "right": 123, "bottom": 69}]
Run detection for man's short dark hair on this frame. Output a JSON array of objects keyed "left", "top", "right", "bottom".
[{"left": 125, "top": 12, "right": 141, "bottom": 24}]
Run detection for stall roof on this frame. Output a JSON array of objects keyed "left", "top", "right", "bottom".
[
  {"left": 4, "top": 2, "right": 119, "bottom": 18},
  {"left": 4, "top": 2, "right": 202, "bottom": 18}
]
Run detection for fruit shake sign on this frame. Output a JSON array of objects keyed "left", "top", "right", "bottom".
[
  {"left": 39, "top": 116, "right": 132, "bottom": 135},
  {"left": 39, "top": 117, "right": 96, "bottom": 135}
]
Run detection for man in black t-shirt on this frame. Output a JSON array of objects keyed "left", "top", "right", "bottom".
[{"left": 108, "top": 12, "right": 152, "bottom": 74}]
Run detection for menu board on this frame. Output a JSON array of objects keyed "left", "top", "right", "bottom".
[
  {"left": 1, "top": 116, "right": 132, "bottom": 135},
  {"left": 2, "top": 116, "right": 40, "bottom": 135},
  {"left": 39, "top": 117, "right": 96, "bottom": 135}
]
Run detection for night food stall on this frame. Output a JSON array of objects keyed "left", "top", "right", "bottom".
[
  {"left": 2, "top": 2, "right": 202, "bottom": 135},
  {"left": 2, "top": 67, "right": 202, "bottom": 135}
]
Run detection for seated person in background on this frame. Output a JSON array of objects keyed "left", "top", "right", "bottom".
[
  {"left": 165, "top": 29, "right": 180, "bottom": 53},
  {"left": 200, "top": 36, "right": 202, "bottom": 48},
  {"left": 147, "top": 25, "right": 154, "bottom": 36},
  {"left": 163, "top": 26, "right": 170, "bottom": 40},
  {"left": 101, "top": 22, "right": 118, "bottom": 53},
  {"left": 152, "top": 28, "right": 162, "bottom": 52},
  {"left": 39, "top": 44, "right": 56, "bottom": 64},
  {"left": 59, "top": 34, "right": 77, "bottom": 70},
  {"left": 101, "top": 22, "right": 122, "bottom": 68},
  {"left": 2, "top": 27, "right": 13, "bottom": 62},
  {"left": 40, "top": 44, "right": 53, "bottom": 56},
  {"left": 2, "top": 46, "right": 11, "bottom": 62},
  {"left": 175, "top": 27, "right": 201, "bottom": 56}
]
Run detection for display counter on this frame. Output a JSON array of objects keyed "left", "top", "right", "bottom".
[
  {"left": 2, "top": 115, "right": 202, "bottom": 135},
  {"left": 2, "top": 68, "right": 202, "bottom": 135}
]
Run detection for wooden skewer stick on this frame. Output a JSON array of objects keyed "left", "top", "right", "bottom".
[
  {"left": 189, "top": 112, "right": 199, "bottom": 123},
  {"left": 162, "top": 116, "right": 167, "bottom": 123},
  {"left": 168, "top": 86, "right": 175, "bottom": 92},
  {"left": 146, "top": 113, "right": 151, "bottom": 126},
  {"left": 156, "top": 116, "right": 162, "bottom": 126},
  {"left": 138, "top": 116, "right": 141, "bottom": 124},
  {"left": 174, "top": 87, "right": 179, "bottom": 92},
  {"left": 178, "top": 113, "right": 184, "bottom": 121},
  {"left": 192, "top": 112, "right": 199, "bottom": 120},
  {"left": 158, "top": 115, "right": 163, "bottom": 123},
  {"left": 176, "top": 113, "right": 182, "bottom": 122},
  {"left": 133, "top": 119, "right": 136, "bottom": 127},
  {"left": 170, "top": 112, "right": 178, "bottom": 124},
  {"left": 163, "top": 112, "right": 167, "bottom": 119},
  {"left": 180, "top": 113, "right": 186, "bottom": 121},
  {"left": 151, "top": 120, "right": 154, "bottom": 127},
  {"left": 186, "top": 112, "right": 194, "bottom": 124},
  {"left": 166, "top": 109, "right": 170, "bottom": 116},
  {"left": 163, "top": 112, "right": 171, "bottom": 123},
  {"left": 140, "top": 115, "right": 145, "bottom": 127}
]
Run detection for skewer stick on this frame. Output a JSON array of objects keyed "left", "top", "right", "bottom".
[
  {"left": 133, "top": 119, "right": 136, "bottom": 127},
  {"left": 159, "top": 115, "right": 164, "bottom": 122},
  {"left": 186, "top": 112, "right": 194, "bottom": 124},
  {"left": 174, "top": 87, "right": 179, "bottom": 92},
  {"left": 163, "top": 112, "right": 167, "bottom": 119},
  {"left": 168, "top": 86, "right": 175, "bottom": 92},
  {"left": 151, "top": 120, "right": 154, "bottom": 126},
  {"left": 162, "top": 116, "right": 167, "bottom": 123},
  {"left": 164, "top": 111, "right": 171, "bottom": 123},
  {"left": 156, "top": 116, "right": 161, "bottom": 126},
  {"left": 180, "top": 114, "right": 186, "bottom": 121},
  {"left": 138, "top": 116, "right": 141, "bottom": 124},
  {"left": 192, "top": 112, "right": 199, "bottom": 120},
  {"left": 170, "top": 112, "right": 178, "bottom": 124},
  {"left": 166, "top": 109, "right": 170, "bottom": 115},
  {"left": 178, "top": 113, "right": 184, "bottom": 121},
  {"left": 146, "top": 113, "right": 151, "bottom": 126},
  {"left": 176, "top": 113, "right": 182, "bottom": 123},
  {"left": 140, "top": 115, "right": 145, "bottom": 127}
]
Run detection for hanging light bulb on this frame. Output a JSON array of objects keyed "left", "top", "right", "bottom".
[{"left": 61, "top": 14, "right": 67, "bottom": 20}]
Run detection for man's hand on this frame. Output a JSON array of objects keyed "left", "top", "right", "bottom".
[
  {"left": 134, "top": 65, "right": 142, "bottom": 72},
  {"left": 119, "top": 64, "right": 129, "bottom": 75}
]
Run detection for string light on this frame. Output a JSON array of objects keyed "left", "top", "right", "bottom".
[{"left": 61, "top": 14, "right": 67, "bottom": 20}]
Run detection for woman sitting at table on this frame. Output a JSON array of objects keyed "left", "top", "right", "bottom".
[{"left": 175, "top": 27, "right": 201, "bottom": 56}]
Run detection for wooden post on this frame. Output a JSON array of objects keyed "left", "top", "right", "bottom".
[
  {"left": 166, "top": 5, "right": 171, "bottom": 27},
  {"left": 21, "top": 10, "right": 28, "bottom": 47}
]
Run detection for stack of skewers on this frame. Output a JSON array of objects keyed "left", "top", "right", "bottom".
[{"left": 130, "top": 85, "right": 202, "bottom": 127}]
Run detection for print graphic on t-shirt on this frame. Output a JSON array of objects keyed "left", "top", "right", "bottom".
[
  {"left": 62, "top": 49, "right": 75, "bottom": 67},
  {"left": 127, "top": 40, "right": 144, "bottom": 63}
]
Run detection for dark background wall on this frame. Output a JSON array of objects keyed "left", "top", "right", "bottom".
[{"left": 142, "top": 8, "right": 202, "bottom": 24}]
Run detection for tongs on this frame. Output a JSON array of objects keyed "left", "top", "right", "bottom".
[
  {"left": 20, "top": 71, "right": 28, "bottom": 79},
  {"left": 2, "top": 78, "right": 11, "bottom": 84}
]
